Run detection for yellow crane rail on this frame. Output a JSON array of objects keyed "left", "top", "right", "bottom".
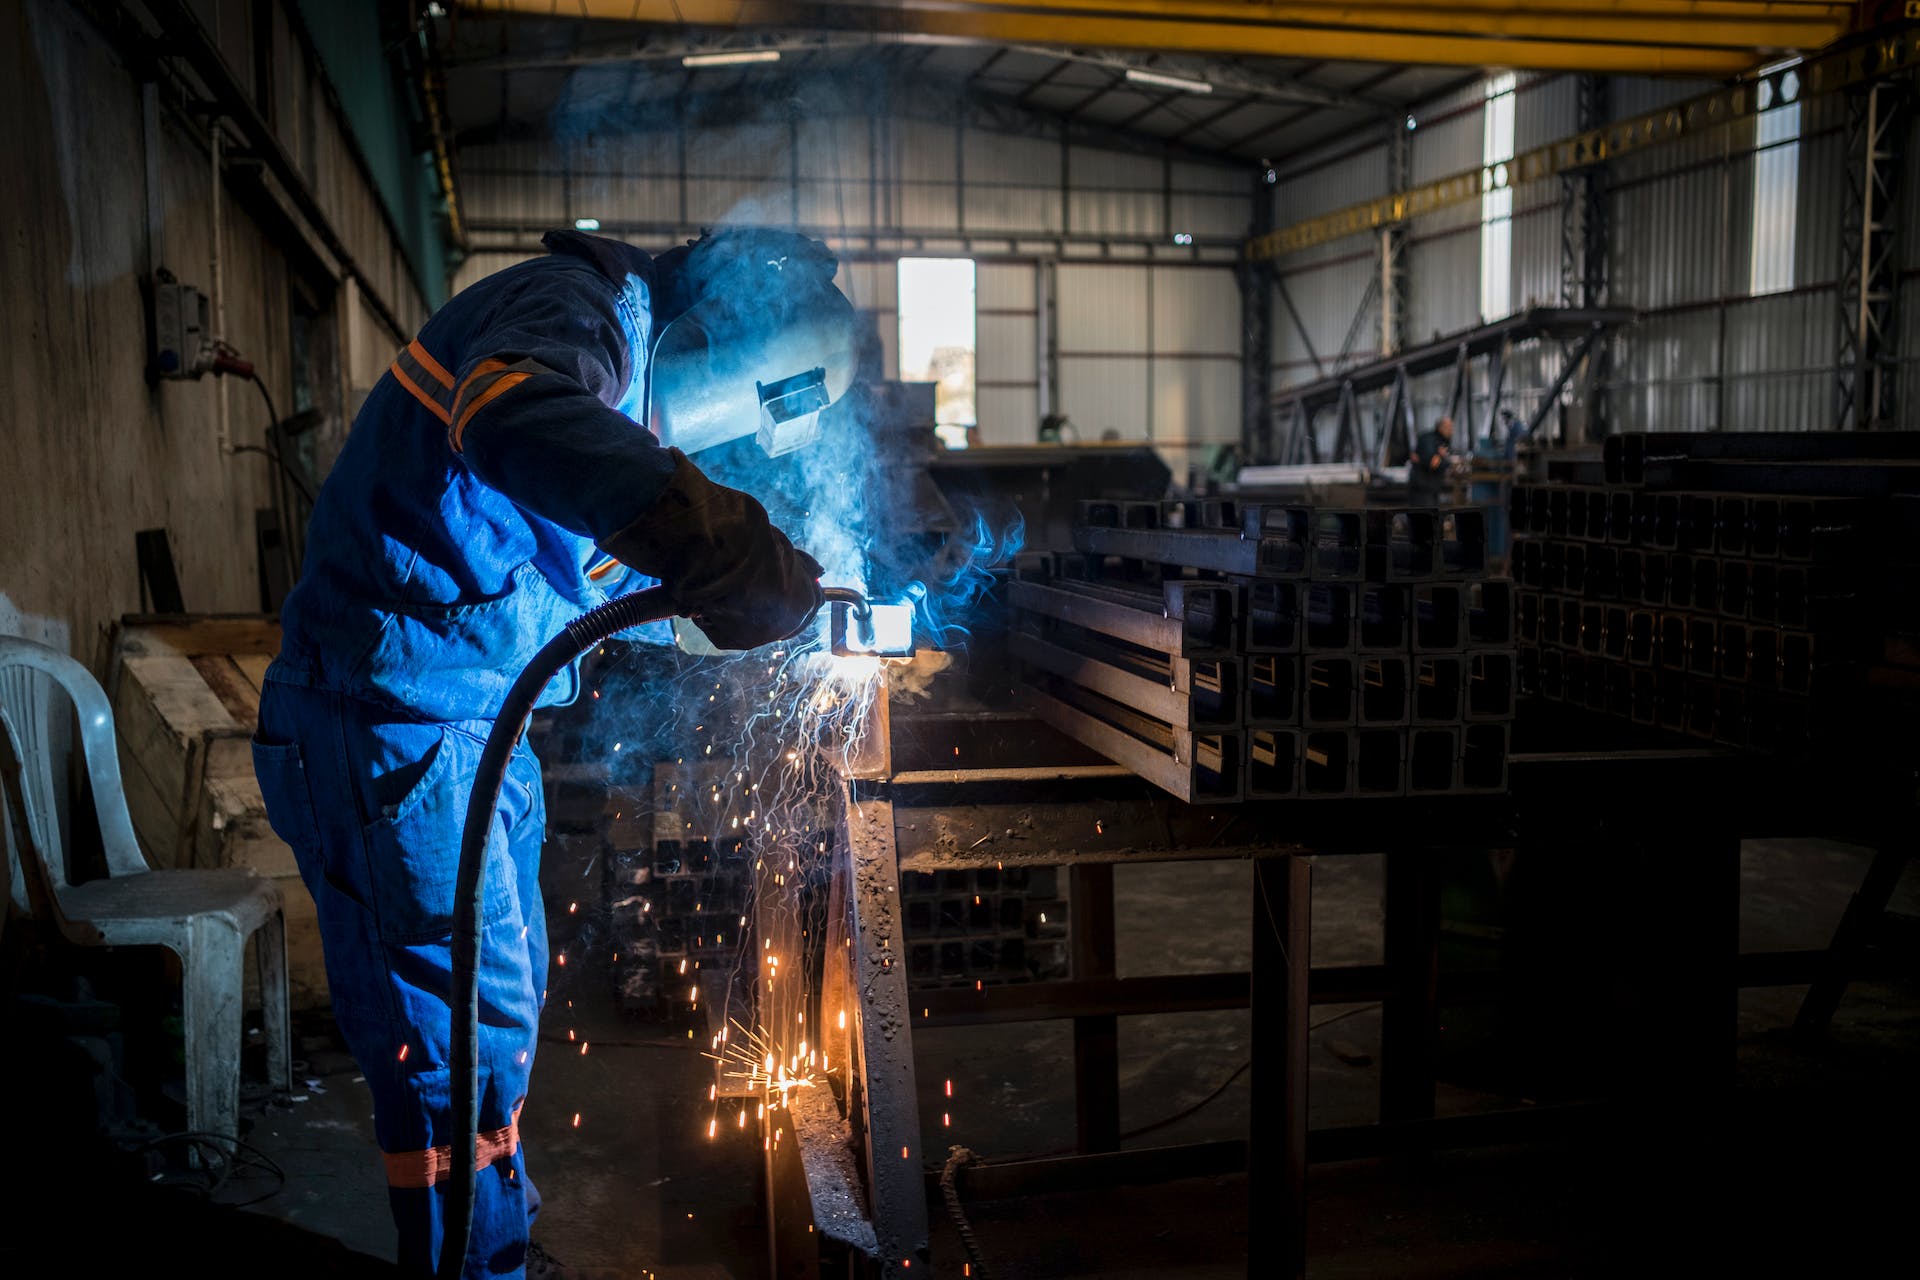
[{"left": 1248, "top": 23, "right": 1919, "bottom": 260}]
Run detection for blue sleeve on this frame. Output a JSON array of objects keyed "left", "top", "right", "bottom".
[{"left": 449, "top": 262, "right": 676, "bottom": 541}]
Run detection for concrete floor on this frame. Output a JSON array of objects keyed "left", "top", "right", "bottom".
[{"left": 233, "top": 838, "right": 1919, "bottom": 1278}]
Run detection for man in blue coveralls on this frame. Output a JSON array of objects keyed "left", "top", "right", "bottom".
[{"left": 251, "top": 228, "right": 858, "bottom": 1276}]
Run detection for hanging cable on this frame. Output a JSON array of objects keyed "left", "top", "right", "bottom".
[{"left": 941, "top": 1146, "right": 991, "bottom": 1280}]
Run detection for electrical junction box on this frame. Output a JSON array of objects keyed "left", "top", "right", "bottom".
[{"left": 148, "top": 269, "right": 215, "bottom": 381}]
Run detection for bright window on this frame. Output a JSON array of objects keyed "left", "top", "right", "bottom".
[
  {"left": 1750, "top": 66, "right": 1801, "bottom": 296},
  {"left": 1480, "top": 74, "right": 1517, "bottom": 323},
  {"left": 897, "top": 257, "right": 976, "bottom": 447}
]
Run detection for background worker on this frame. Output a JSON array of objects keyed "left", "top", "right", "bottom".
[
  {"left": 250, "top": 228, "right": 860, "bottom": 1277},
  {"left": 1409, "top": 413, "right": 1457, "bottom": 505}
]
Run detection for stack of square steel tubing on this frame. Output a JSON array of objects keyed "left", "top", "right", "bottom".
[
  {"left": 1511, "top": 430, "right": 1920, "bottom": 752},
  {"left": 1009, "top": 498, "right": 1516, "bottom": 803}
]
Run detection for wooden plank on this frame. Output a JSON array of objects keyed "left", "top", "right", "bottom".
[
  {"left": 117, "top": 749, "right": 176, "bottom": 869},
  {"left": 112, "top": 654, "right": 239, "bottom": 865},
  {"left": 197, "top": 738, "right": 297, "bottom": 879},
  {"left": 233, "top": 654, "right": 273, "bottom": 694},
  {"left": 190, "top": 654, "right": 261, "bottom": 727},
  {"left": 117, "top": 616, "right": 282, "bottom": 659}
]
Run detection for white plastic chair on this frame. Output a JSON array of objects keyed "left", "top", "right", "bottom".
[{"left": 0, "top": 636, "right": 291, "bottom": 1138}]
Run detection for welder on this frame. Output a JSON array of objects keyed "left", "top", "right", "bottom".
[{"left": 249, "top": 228, "right": 860, "bottom": 1277}]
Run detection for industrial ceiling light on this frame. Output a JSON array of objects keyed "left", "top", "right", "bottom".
[
  {"left": 574, "top": 217, "right": 601, "bottom": 231},
  {"left": 682, "top": 50, "right": 782, "bottom": 68},
  {"left": 1124, "top": 68, "right": 1213, "bottom": 94}
]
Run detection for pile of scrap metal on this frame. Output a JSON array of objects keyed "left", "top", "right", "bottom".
[
  {"left": 1010, "top": 498, "right": 1516, "bottom": 802},
  {"left": 1511, "top": 431, "right": 1920, "bottom": 751}
]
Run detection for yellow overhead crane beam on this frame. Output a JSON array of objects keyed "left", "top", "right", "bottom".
[
  {"left": 459, "top": 0, "right": 1867, "bottom": 78},
  {"left": 1247, "top": 21, "right": 1919, "bottom": 259}
]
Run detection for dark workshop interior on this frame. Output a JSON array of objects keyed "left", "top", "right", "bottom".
[{"left": 4, "top": 3, "right": 1920, "bottom": 1278}]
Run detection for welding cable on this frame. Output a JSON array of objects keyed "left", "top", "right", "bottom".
[
  {"left": 132, "top": 1131, "right": 288, "bottom": 1208},
  {"left": 441, "top": 586, "right": 678, "bottom": 1280},
  {"left": 940, "top": 1146, "right": 991, "bottom": 1280}
]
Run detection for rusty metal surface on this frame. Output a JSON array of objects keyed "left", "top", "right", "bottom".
[
  {"left": 784, "top": 1083, "right": 879, "bottom": 1257},
  {"left": 876, "top": 769, "right": 1509, "bottom": 871},
  {"left": 834, "top": 782, "right": 930, "bottom": 1273}
]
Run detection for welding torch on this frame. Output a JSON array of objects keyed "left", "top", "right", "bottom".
[{"left": 437, "top": 581, "right": 912, "bottom": 1280}]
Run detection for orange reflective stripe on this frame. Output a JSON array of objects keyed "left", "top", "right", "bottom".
[
  {"left": 382, "top": 1106, "right": 522, "bottom": 1190},
  {"left": 455, "top": 358, "right": 510, "bottom": 398},
  {"left": 587, "top": 557, "right": 622, "bottom": 581},
  {"left": 390, "top": 360, "right": 453, "bottom": 426},
  {"left": 407, "top": 340, "right": 454, "bottom": 389},
  {"left": 450, "top": 358, "right": 538, "bottom": 451}
]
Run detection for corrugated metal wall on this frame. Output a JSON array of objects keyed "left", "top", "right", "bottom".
[
  {"left": 456, "top": 119, "right": 1253, "bottom": 462},
  {"left": 461, "top": 119, "right": 1252, "bottom": 251},
  {"left": 1268, "top": 69, "right": 1917, "bottom": 441},
  {"left": 5, "top": 0, "right": 421, "bottom": 662}
]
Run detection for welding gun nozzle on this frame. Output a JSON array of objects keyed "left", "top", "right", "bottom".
[{"left": 821, "top": 586, "right": 872, "bottom": 619}]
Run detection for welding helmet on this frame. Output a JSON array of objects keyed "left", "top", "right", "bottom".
[{"left": 647, "top": 229, "right": 860, "bottom": 457}]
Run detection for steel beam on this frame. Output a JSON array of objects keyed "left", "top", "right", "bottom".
[
  {"left": 829, "top": 784, "right": 930, "bottom": 1274},
  {"left": 459, "top": 1, "right": 1848, "bottom": 77},
  {"left": 1604, "top": 430, "right": 1920, "bottom": 486},
  {"left": 1248, "top": 854, "right": 1310, "bottom": 1280},
  {"left": 1070, "top": 864, "right": 1122, "bottom": 1153},
  {"left": 1250, "top": 37, "right": 1920, "bottom": 260},
  {"left": 1836, "top": 72, "right": 1910, "bottom": 430}
]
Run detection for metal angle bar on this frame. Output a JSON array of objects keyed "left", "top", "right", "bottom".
[
  {"left": 1018, "top": 687, "right": 1240, "bottom": 805},
  {"left": 1021, "top": 686, "right": 1196, "bottom": 801},
  {"left": 1010, "top": 579, "right": 1185, "bottom": 654},
  {"left": 1010, "top": 630, "right": 1194, "bottom": 727},
  {"left": 1446, "top": 342, "right": 1470, "bottom": 425},
  {"left": 1481, "top": 337, "right": 1510, "bottom": 450},
  {"left": 1335, "top": 274, "right": 1381, "bottom": 373},
  {"left": 1274, "top": 273, "right": 1327, "bottom": 380},
  {"left": 1377, "top": 369, "right": 1404, "bottom": 467},
  {"left": 1017, "top": 577, "right": 1240, "bottom": 656},
  {"left": 1334, "top": 381, "right": 1360, "bottom": 464},
  {"left": 1524, "top": 329, "right": 1600, "bottom": 440},
  {"left": 1074, "top": 523, "right": 1265, "bottom": 576},
  {"left": 833, "top": 785, "right": 930, "bottom": 1272}
]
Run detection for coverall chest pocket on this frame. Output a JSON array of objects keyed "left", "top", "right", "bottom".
[{"left": 359, "top": 725, "right": 525, "bottom": 944}]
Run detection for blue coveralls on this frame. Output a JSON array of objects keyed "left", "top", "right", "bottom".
[{"left": 252, "top": 232, "right": 677, "bottom": 1277}]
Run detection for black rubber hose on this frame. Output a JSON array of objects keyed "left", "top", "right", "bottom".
[{"left": 438, "top": 586, "right": 675, "bottom": 1280}]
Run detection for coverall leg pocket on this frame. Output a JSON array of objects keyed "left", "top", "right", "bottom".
[
  {"left": 358, "top": 724, "right": 521, "bottom": 947},
  {"left": 252, "top": 739, "right": 322, "bottom": 868}
]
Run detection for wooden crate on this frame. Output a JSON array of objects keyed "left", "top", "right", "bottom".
[{"left": 106, "top": 615, "right": 326, "bottom": 1009}]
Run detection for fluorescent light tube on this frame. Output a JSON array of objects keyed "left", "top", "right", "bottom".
[
  {"left": 1125, "top": 68, "right": 1212, "bottom": 94},
  {"left": 682, "top": 50, "right": 781, "bottom": 68}
]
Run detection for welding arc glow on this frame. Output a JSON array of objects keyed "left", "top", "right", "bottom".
[{"left": 587, "top": 425, "right": 1021, "bottom": 1163}]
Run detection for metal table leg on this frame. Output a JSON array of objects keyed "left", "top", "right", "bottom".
[
  {"left": 1381, "top": 850, "right": 1441, "bottom": 1126},
  {"left": 1071, "top": 863, "right": 1122, "bottom": 1153},
  {"left": 1795, "top": 836, "right": 1912, "bottom": 1036},
  {"left": 1249, "top": 855, "right": 1311, "bottom": 1280}
]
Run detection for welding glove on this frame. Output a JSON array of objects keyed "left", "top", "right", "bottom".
[{"left": 599, "top": 448, "right": 824, "bottom": 651}]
